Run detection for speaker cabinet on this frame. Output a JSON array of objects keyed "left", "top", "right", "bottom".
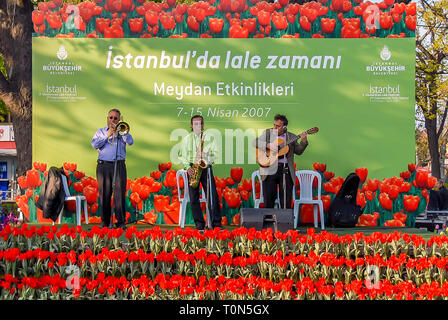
[{"left": 240, "top": 208, "right": 294, "bottom": 233}]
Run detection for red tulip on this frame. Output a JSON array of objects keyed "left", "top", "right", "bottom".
[
  {"left": 104, "top": 25, "right": 124, "bottom": 38},
  {"left": 408, "top": 164, "right": 416, "bottom": 172},
  {"left": 379, "top": 13, "right": 393, "bottom": 30},
  {"left": 356, "top": 191, "right": 366, "bottom": 208},
  {"left": 73, "top": 182, "right": 83, "bottom": 193},
  {"left": 415, "top": 170, "right": 428, "bottom": 188},
  {"left": 322, "top": 194, "right": 331, "bottom": 211},
  {"left": 46, "top": 11, "right": 63, "bottom": 29},
  {"left": 406, "top": 2, "right": 416, "bottom": 16},
  {"left": 379, "top": 192, "right": 392, "bottom": 211},
  {"left": 242, "top": 18, "right": 257, "bottom": 34},
  {"left": 272, "top": 13, "right": 288, "bottom": 30},
  {"left": 403, "top": 195, "right": 419, "bottom": 212},
  {"left": 400, "top": 182, "right": 411, "bottom": 193},
  {"left": 365, "top": 179, "right": 379, "bottom": 192},
  {"left": 299, "top": 16, "right": 311, "bottom": 32},
  {"left": 96, "top": 18, "right": 110, "bottom": 34},
  {"left": 187, "top": 16, "right": 200, "bottom": 32},
  {"left": 400, "top": 171, "right": 411, "bottom": 180},
  {"left": 158, "top": 162, "right": 172, "bottom": 172},
  {"left": 230, "top": 167, "right": 243, "bottom": 184},
  {"left": 322, "top": 171, "right": 334, "bottom": 181},
  {"left": 240, "top": 190, "right": 250, "bottom": 201},
  {"left": 405, "top": 15, "right": 416, "bottom": 30},
  {"left": 384, "top": 219, "right": 404, "bottom": 227},
  {"left": 321, "top": 18, "right": 336, "bottom": 34},
  {"left": 427, "top": 176, "right": 437, "bottom": 189},
  {"left": 209, "top": 18, "right": 224, "bottom": 34},
  {"left": 32, "top": 10, "right": 46, "bottom": 25},
  {"left": 393, "top": 211, "right": 407, "bottom": 224},
  {"left": 90, "top": 203, "right": 99, "bottom": 214},
  {"left": 160, "top": 13, "right": 176, "bottom": 30},
  {"left": 145, "top": 10, "right": 159, "bottom": 26},
  {"left": 130, "top": 192, "right": 142, "bottom": 208},
  {"left": 129, "top": 18, "right": 144, "bottom": 33},
  {"left": 154, "top": 195, "right": 170, "bottom": 212},
  {"left": 387, "top": 185, "right": 400, "bottom": 200},
  {"left": 26, "top": 170, "right": 41, "bottom": 189},
  {"left": 138, "top": 184, "right": 151, "bottom": 201},
  {"left": 355, "top": 167, "right": 368, "bottom": 184},
  {"left": 257, "top": 10, "right": 271, "bottom": 26},
  {"left": 82, "top": 185, "right": 98, "bottom": 204}
]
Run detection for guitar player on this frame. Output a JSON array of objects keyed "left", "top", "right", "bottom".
[{"left": 252, "top": 114, "right": 309, "bottom": 209}]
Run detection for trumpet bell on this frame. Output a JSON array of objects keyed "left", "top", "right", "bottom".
[{"left": 116, "top": 121, "right": 130, "bottom": 136}]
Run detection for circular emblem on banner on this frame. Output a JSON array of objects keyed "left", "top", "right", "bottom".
[
  {"left": 57, "top": 45, "right": 68, "bottom": 60},
  {"left": 380, "top": 45, "right": 391, "bottom": 61}
]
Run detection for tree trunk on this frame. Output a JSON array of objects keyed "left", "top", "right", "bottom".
[
  {"left": 0, "top": 0, "right": 33, "bottom": 176},
  {"left": 425, "top": 111, "right": 441, "bottom": 178}
]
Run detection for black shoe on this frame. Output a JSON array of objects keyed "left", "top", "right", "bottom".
[
  {"left": 100, "top": 222, "right": 112, "bottom": 229},
  {"left": 195, "top": 225, "right": 205, "bottom": 232},
  {"left": 115, "top": 223, "right": 127, "bottom": 230}
]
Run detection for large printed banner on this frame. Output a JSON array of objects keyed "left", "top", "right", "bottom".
[{"left": 32, "top": 38, "right": 415, "bottom": 179}]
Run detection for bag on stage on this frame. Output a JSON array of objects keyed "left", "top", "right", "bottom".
[
  {"left": 328, "top": 172, "right": 363, "bottom": 228},
  {"left": 36, "top": 167, "right": 66, "bottom": 222}
]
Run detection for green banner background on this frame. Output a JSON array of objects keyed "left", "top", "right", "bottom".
[{"left": 32, "top": 38, "right": 415, "bottom": 179}]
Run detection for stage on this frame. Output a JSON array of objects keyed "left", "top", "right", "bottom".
[{"left": 25, "top": 222, "right": 437, "bottom": 240}]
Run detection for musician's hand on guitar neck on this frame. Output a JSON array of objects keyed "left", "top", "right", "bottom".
[{"left": 299, "top": 132, "right": 308, "bottom": 143}]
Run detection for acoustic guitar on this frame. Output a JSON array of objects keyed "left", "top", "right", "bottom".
[{"left": 256, "top": 127, "right": 319, "bottom": 167}]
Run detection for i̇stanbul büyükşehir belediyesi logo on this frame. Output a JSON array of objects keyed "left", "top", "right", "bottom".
[
  {"left": 365, "top": 45, "right": 406, "bottom": 76},
  {"left": 41, "top": 45, "right": 82, "bottom": 76}
]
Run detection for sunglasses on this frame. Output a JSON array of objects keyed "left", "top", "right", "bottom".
[{"left": 109, "top": 116, "right": 119, "bottom": 120}]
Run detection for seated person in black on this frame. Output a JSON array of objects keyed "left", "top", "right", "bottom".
[{"left": 428, "top": 180, "right": 448, "bottom": 211}]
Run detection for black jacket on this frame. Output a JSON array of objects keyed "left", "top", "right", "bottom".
[
  {"left": 328, "top": 173, "right": 363, "bottom": 228},
  {"left": 36, "top": 167, "right": 66, "bottom": 222}
]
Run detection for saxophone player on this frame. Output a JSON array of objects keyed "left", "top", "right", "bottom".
[{"left": 178, "top": 115, "right": 222, "bottom": 231}]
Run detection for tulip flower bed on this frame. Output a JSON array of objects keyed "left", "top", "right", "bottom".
[
  {"left": 2, "top": 224, "right": 448, "bottom": 300},
  {"left": 16, "top": 161, "right": 433, "bottom": 228},
  {"left": 16, "top": 162, "right": 253, "bottom": 226},
  {"left": 32, "top": 0, "right": 416, "bottom": 39}
]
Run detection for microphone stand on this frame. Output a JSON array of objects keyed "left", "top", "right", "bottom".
[
  {"left": 282, "top": 130, "right": 289, "bottom": 210},
  {"left": 205, "top": 153, "right": 212, "bottom": 229},
  {"left": 111, "top": 132, "right": 120, "bottom": 228},
  {"left": 283, "top": 161, "right": 289, "bottom": 210}
]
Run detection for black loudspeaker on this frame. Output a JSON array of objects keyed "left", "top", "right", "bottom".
[{"left": 240, "top": 208, "right": 294, "bottom": 233}]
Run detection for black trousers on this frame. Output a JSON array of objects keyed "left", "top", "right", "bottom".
[
  {"left": 96, "top": 160, "right": 127, "bottom": 226},
  {"left": 188, "top": 165, "right": 222, "bottom": 229},
  {"left": 263, "top": 163, "right": 294, "bottom": 209}
]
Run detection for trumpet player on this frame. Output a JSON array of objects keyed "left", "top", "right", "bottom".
[
  {"left": 178, "top": 115, "right": 222, "bottom": 231},
  {"left": 91, "top": 108, "right": 133, "bottom": 229}
]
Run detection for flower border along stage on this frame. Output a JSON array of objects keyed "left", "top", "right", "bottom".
[
  {"left": 2, "top": 225, "right": 448, "bottom": 300},
  {"left": 32, "top": 0, "right": 416, "bottom": 38},
  {"left": 16, "top": 162, "right": 432, "bottom": 228}
]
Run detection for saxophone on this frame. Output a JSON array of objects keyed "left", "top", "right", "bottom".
[{"left": 189, "top": 131, "right": 208, "bottom": 188}]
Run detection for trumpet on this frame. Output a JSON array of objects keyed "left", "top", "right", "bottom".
[
  {"left": 108, "top": 121, "right": 130, "bottom": 144},
  {"left": 116, "top": 121, "right": 130, "bottom": 136}
]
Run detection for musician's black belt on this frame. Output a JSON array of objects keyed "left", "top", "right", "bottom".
[{"left": 98, "top": 159, "right": 125, "bottom": 164}]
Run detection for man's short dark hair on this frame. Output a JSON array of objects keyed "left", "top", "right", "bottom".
[
  {"left": 274, "top": 114, "right": 288, "bottom": 127},
  {"left": 108, "top": 108, "right": 121, "bottom": 117},
  {"left": 191, "top": 115, "right": 204, "bottom": 124}
]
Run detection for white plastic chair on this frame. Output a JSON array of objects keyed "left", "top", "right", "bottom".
[
  {"left": 251, "top": 169, "right": 295, "bottom": 209},
  {"left": 293, "top": 170, "right": 325, "bottom": 229},
  {"left": 57, "top": 174, "right": 89, "bottom": 226},
  {"left": 176, "top": 169, "right": 209, "bottom": 228}
]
